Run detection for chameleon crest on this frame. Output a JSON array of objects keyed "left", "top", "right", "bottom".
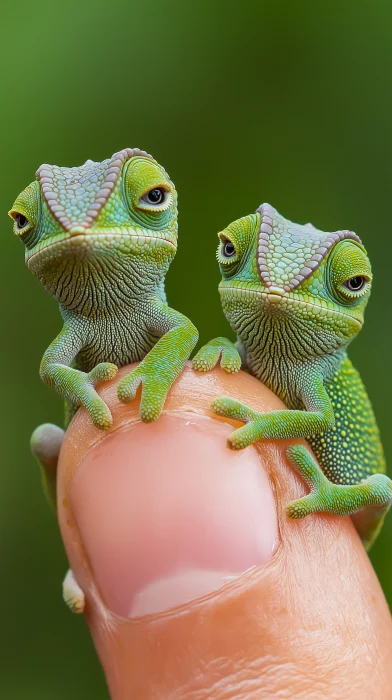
[
  {"left": 35, "top": 148, "right": 150, "bottom": 233},
  {"left": 256, "top": 202, "right": 362, "bottom": 292}
]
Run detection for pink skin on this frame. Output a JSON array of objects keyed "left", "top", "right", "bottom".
[
  {"left": 71, "top": 415, "right": 278, "bottom": 617},
  {"left": 57, "top": 364, "right": 392, "bottom": 700}
]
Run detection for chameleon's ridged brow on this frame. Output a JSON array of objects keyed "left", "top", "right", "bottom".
[
  {"left": 256, "top": 203, "right": 363, "bottom": 291},
  {"left": 36, "top": 147, "right": 153, "bottom": 232}
]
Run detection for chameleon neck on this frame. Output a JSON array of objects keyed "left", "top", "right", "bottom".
[
  {"left": 236, "top": 313, "right": 348, "bottom": 407},
  {"left": 41, "top": 255, "right": 169, "bottom": 318}
]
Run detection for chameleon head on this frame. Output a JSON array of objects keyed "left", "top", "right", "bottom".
[
  {"left": 216, "top": 203, "right": 372, "bottom": 356},
  {"left": 8, "top": 148, "right": 177, "bottom": 301}
]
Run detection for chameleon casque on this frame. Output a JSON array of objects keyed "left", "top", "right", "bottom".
[
  {"left": 193, "top": 203, "right": 391, "bottom": 549},
  {"left": 9, "top": 147, "right": 198, "bottom": 610}
]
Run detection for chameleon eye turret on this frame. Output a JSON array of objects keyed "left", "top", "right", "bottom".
[
  {"left": 12, "top": 148, "right": 198, "bottom": 612},
  {"left": 9, "top": 180, "right": 40, "bottom": 245},
  {"left": 194, "top": 202, "right": 391, "bottom": 550},
  {"left": 327, "top": 239, "right": 372, "bottom": 305}
]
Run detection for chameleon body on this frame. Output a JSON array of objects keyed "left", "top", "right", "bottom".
[
  {"left": 10, "top": 148, "right": 198, "bottom": 610},
  {"left": 193, "top": 203, "right": 391, "bottom": 549}
]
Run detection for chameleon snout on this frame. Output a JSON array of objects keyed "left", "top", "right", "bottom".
[{"left": 266, "top": 286, "right": 285, "bottom": 305}]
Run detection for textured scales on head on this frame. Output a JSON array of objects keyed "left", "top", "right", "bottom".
[
  {"left": 256, "top": 203, "right": 363, "bottom": 292},
  {"left": 36, "top": 147, "right": 153, "bottom": 233}
]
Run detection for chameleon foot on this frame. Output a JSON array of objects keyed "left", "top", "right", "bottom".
[
  {"left": 287, "top": 445, "right": 392, "bottom": 547},
  {"left": 211, "top": 397, "right": 267, "bottom": 449},
  {"left": 63, "top": 569, "right": 85, "bottom": 614},
  {"left": 81, "top": 362, "right": 118, "bottom": 429},
  {"left": 117, "top": 362, "right": 170, "bottom": 422},
  {"left": 192, "top": 337, "right": 241, "bottom": 373}
]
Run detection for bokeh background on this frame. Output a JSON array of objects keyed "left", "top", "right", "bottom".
[{"left": 1, "top": 0, "right": 391, "bottom": 696}]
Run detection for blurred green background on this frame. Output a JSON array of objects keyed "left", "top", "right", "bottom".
[{"left": 1, "top": 0, "right": 391, "bottom": 696}]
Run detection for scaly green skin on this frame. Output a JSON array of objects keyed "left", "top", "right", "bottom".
[
  {"left": 10, "top": 148, "right": 198, "bottom": 610},
  {"left": 193, "top": 204, "right": 391, "bottom": 549},
  {"left": 10, "top": 147, "right": 198, "bottom": 431}
]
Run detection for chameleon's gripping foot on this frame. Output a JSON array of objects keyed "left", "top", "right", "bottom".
[
  {"left": 211, "top": 397, "right": 266, "bottom": 449},
  {"left": 118, "top": 360, "right": 178, "bottom": 423},
  {"left": 82, "top": 362, "right": 118, "bottom": 430},
  {"left": 192, "top": 338, "right": 241, "bottom": 373},
  {"left": 63, "top": 569, "right": 85, "bottom": 614},
  {"left": 287, "top": 445, "right": 392, "bottom": 547}
]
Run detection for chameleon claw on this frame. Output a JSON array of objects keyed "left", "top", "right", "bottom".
[
  {"left": 210, "top": 397, "right": 263, "bottom": 449},
  {"left": 227, "top": 425, "right": 259, "bottom": 450},
  {"left": 193, "top": 338, "right": 241, "bottom": 373},
  {"left": 211, "top": 396, "right": 258, "bottom": 423},
  {"left": 117, "top": 369, "right": 142, "bottom": 404},
  {"left": 88, "top": 399, "right": 113, "bottom": 430},
  {"left": 220, "top": 351, "right": 242, "bottom": 373},
  {"left": 117, "top": 367, "right": 168, "bottom": 422},
  {"left": 88, "top": 362, "right": 118, "bottom": 385}
]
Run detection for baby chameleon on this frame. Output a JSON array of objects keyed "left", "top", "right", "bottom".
[
  {"left": 10, "top": 148, "right": 198, "bottom": 610},
  {"left": 193, "top": 203, "right": 391, "bottom": 549}
]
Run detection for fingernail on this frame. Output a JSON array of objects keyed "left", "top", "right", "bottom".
[{"left": 70, "top": 414, "right": 278, "bottom": 618}]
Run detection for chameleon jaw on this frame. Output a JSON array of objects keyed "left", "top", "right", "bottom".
[
  {"left": 26, "top": 230, "right": 177, "bottom": 268},
  {"left": 219, "top": 284, "right": 363, "bottom": 328}
]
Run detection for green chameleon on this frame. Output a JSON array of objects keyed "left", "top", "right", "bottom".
[
  {"left": 9, "top": 147, "right": 198, "bottom": 610},
  {"left": 193, "top": 202, "right": 391, "bottom": 549}
]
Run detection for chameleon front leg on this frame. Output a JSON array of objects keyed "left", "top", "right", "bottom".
[
  {"left": 211, "top": 374, "right": 335, "bottom": 449},
  {"left": 117, "top": 304, "right": 198, "bottom": 421},
  {"left": 286, "top": 445, "right": 392, "bottom": 550},
  {"left": 40, "top": 325, "right": 117, "bottom": 430},
  {"left": 30, "top": 422, "right": 85, "bottom": 612}
]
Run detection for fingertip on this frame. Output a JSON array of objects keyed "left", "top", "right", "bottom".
[{"left": 57, "top": 364, "right": 392, "bottom": 698}]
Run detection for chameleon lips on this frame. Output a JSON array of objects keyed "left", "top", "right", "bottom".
[
  {"left": 70, "top": 414, "right": 278, "bottom": 618},
  {"left": 26, "top": 232, "right": 177, "bottom": 265},
  {"left": 220, "top": 285, "right": 364, "bottom": 327},
  {"left": 266, "top": 286, "right": 285, "bottom": 305}
]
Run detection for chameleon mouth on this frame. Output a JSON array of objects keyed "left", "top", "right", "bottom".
[
  {"left": 220, "top": 285, "right": 363, "bottom": 327},
  {"left": 26, "top": 231, "right": 177, "bottom": 264}
]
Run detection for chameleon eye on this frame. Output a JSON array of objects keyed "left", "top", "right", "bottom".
[
  {"left": 343, "top": 276, "right": 367, "bottom": 292},
  {"left": 15, "top": 213, "right": 29, "bottom": 230},
  {"left": 137, "top": 186, "right": 172, "bottom": 211},
  {"left": 222, "top": 240, "right": 236, "bottom": 258},
  {"left": 141, "top": 188, "right": 165, "bottom": 205},
  {"left": 147, "top": 188, "right": 164, "bottom": 204},
  {"left": 9, "top": 180, "right": 40, "bottom": 246},
  {"left": 328, "top": 240, "right": 372, "bottom": 304}
]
